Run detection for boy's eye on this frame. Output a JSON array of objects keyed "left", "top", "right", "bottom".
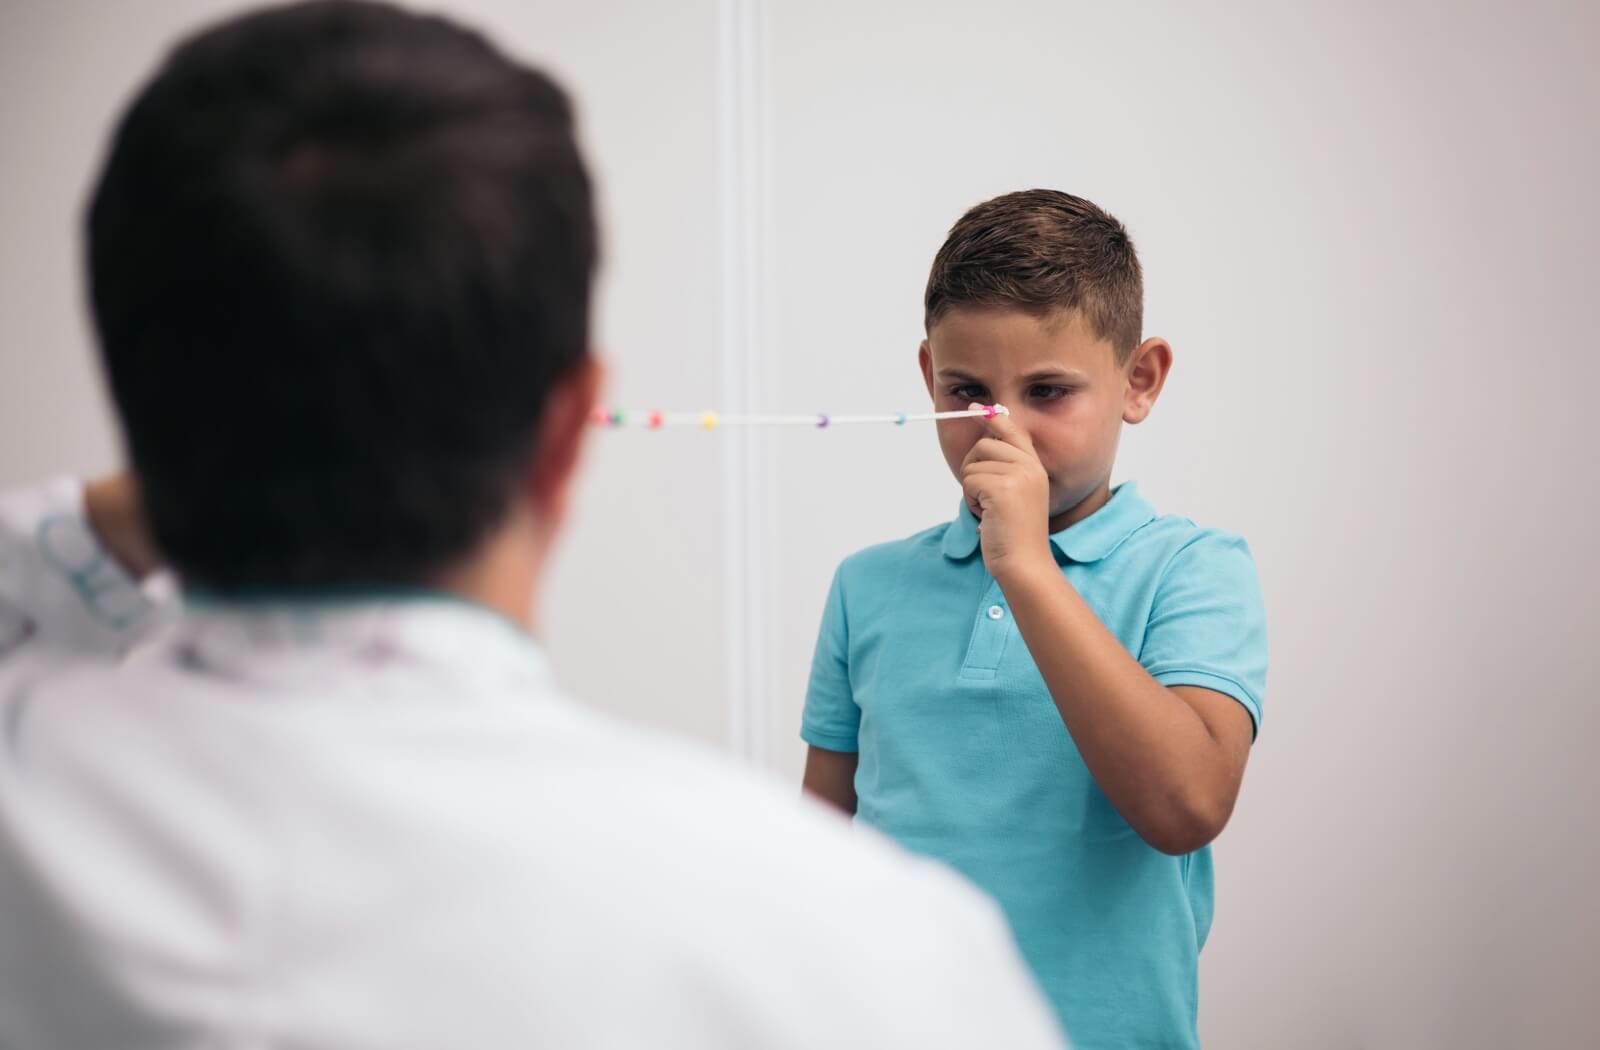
[
  {"left": 1030, "top": 385, "right": 1072, "bottom": 401},
  {"left": 950, "top": 384, "right": 990, "bottom": 401}
]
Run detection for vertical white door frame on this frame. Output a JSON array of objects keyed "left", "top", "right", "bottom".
[{"left": 717, "top": 0, "right": 778, "bottom": 768}]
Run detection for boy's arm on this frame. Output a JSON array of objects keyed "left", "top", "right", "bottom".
[
  {"left": 800, "top": 563, "right": 863, "bottom": 814},
  {"left": 801, "top": 745, "right": 858, "bottom": 815},
  {"left": 1001, "top": 570, "right": 1251, "bottom": 854},
  {"left": 961, "top": 413, "right": 1253, "bottom": 856}
]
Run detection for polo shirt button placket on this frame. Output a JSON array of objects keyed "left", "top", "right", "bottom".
[{"left": 959, "top": 581, "right": 1013, "bottom": 681}]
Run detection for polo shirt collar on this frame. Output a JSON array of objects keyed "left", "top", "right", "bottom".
[{"left": 941, "top": 481, "right": 1156, "bottom": 564}]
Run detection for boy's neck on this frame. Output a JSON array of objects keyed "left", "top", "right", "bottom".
[{"left": 1048, "top": 476, "right": 1114, "bottom": 535}]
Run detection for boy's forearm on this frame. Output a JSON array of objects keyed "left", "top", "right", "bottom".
[
  {"left": 802, "top": 746, "right": 859, "bottom": 816},
  {"left": 995, "top": 557, "right": 1237, "bottom": 854}
]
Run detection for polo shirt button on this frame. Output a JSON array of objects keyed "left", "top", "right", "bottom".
[{"left": 987, "top": 605, "right": 1005, "bottom": 620}]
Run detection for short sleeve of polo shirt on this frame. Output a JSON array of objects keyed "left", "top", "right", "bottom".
[
  {"left": 1139, "top": 531, "right": 1269, "bottom": 736},
  {"left": 800, "top": 565, "right": 860, "bottom": 752}
]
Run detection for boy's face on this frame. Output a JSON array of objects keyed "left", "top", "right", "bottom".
[{"left": 919, "top": 307, "right": 1168, "bottom": 531}]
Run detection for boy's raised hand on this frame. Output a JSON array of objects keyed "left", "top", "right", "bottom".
[{"left": 959, "top": 404, "right": 1052, "bottom": 580}]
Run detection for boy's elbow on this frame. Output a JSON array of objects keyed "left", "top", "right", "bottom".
[
  {"left": 1135, "top": 794, "right": 1233, "bottom": 856},
  {"left": 1142, "top": 825, "right": 1219, "bottom": 857}
]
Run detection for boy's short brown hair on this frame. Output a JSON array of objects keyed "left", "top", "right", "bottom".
[{"left": 924, "top": 189, "right": 1143, "bottom": 360}]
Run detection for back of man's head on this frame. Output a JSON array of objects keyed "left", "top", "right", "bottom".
[{"left": 88, "top": 0, "right": 597, "bottom": 591}]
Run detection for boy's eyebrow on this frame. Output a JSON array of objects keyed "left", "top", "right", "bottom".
[
  {"left": 1020, "top": 368, "right": 1089, "bottom": 384},
  {"left": 936, "top": 367, "right": 1089, "bottom": 384}
]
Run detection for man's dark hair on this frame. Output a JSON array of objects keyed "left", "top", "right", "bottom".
[
  {"left": 924, "top": 189, "right": 1142, "bottom": 359},
  {"left": 88, "top": 0, "right": 597, "bottom": 589}
]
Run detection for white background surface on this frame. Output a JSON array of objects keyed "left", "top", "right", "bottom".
[{"left": 2, "top": 2, "right": 1595, "bottom": 1046}]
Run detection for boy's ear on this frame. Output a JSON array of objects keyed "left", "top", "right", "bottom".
[
  {"left": 918, "top": 340, "right": 937, "bottom": 401},
  {"left": 1123, "top": 337, "right": 1172, "bottom": 425},
  {"left": 527, "top": 353, "right": 605, "bottom": 524}
]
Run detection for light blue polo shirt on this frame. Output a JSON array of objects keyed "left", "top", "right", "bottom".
[{"left": 802, "top": 482, "right": 1267, "bottom": 1050}]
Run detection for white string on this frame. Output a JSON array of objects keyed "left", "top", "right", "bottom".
[{"left": 593, "top": 405, "right": 1009, "bottom": 428}]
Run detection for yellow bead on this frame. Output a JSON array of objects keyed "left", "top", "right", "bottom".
[{"left": 700, "top": 411, "right": 719, "bottom": 430}]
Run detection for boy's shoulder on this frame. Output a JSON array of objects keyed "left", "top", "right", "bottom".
[
  {"left": 1122, "top": 506, "right": 1257, "bottom": 575},
  {"left": 1115, "top": 500, "right": 1263, "bottom": 614},
  {"left": 830, "top": 517, "right": 953, "bottom": 593}
]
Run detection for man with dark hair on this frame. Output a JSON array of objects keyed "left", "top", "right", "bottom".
[
  {"left": 0, "top": 5, "right": 1067, "bottom": 1047},
  {"left": 88, "top": 0, "right": 597, "bottom": 589}
]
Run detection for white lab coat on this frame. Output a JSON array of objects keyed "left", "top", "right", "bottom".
[{"left": 0, "top": 479, "right": 1068, "bottom": 1049}]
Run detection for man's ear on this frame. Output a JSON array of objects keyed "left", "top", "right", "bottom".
[
  {"left": 919, "top": 340, "right": 937, "bottom": 402},
  {"left": 527, "top": 354, "right": 604, "bottom": 526},
  {"left": 1123, "top": 338, "right": 1172, "bottom": 424}
]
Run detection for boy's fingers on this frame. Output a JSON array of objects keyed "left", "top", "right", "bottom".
[
  {"left": 981, "top": 406, "right": 1035, "bottom": 455},
  {"left": 960, "top": 462, "right": 1018, "bottom": 484},
  {"left": 962, "top": 467, "right": 1022, "bottom": 506},
  {"left": 960, "top": 436, "right": 1031, "bottom": 472}
]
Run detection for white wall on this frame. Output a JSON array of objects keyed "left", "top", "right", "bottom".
[{"left": 2, "top": 2, "right": 1596, "bottom": 1047}]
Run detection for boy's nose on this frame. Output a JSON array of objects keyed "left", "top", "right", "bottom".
[{"left": 1000, "top": 400, "right": 1034, "bottom": 429}]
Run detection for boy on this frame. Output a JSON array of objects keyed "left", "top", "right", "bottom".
[
  {"left": 0, "top": 6, "right": 1069, "bottom": 1048},
  {"left": 802, "top": 189, "right": 1268, "bottom": 1048}
]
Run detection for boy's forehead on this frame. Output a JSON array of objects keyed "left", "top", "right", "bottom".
[{"left": 927, "top": 306, "right": 1114, "bottom": 371}]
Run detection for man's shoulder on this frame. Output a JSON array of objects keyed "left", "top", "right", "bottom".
[
  {"left": 547, "top": 705, "right": 971, "bottom": 898},
  {"left": 487, "top": 702, "right": 1065, "bottom": 1045},
  {"left": 472, "top": 702, "right": 1032, "bottom": 980}
]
